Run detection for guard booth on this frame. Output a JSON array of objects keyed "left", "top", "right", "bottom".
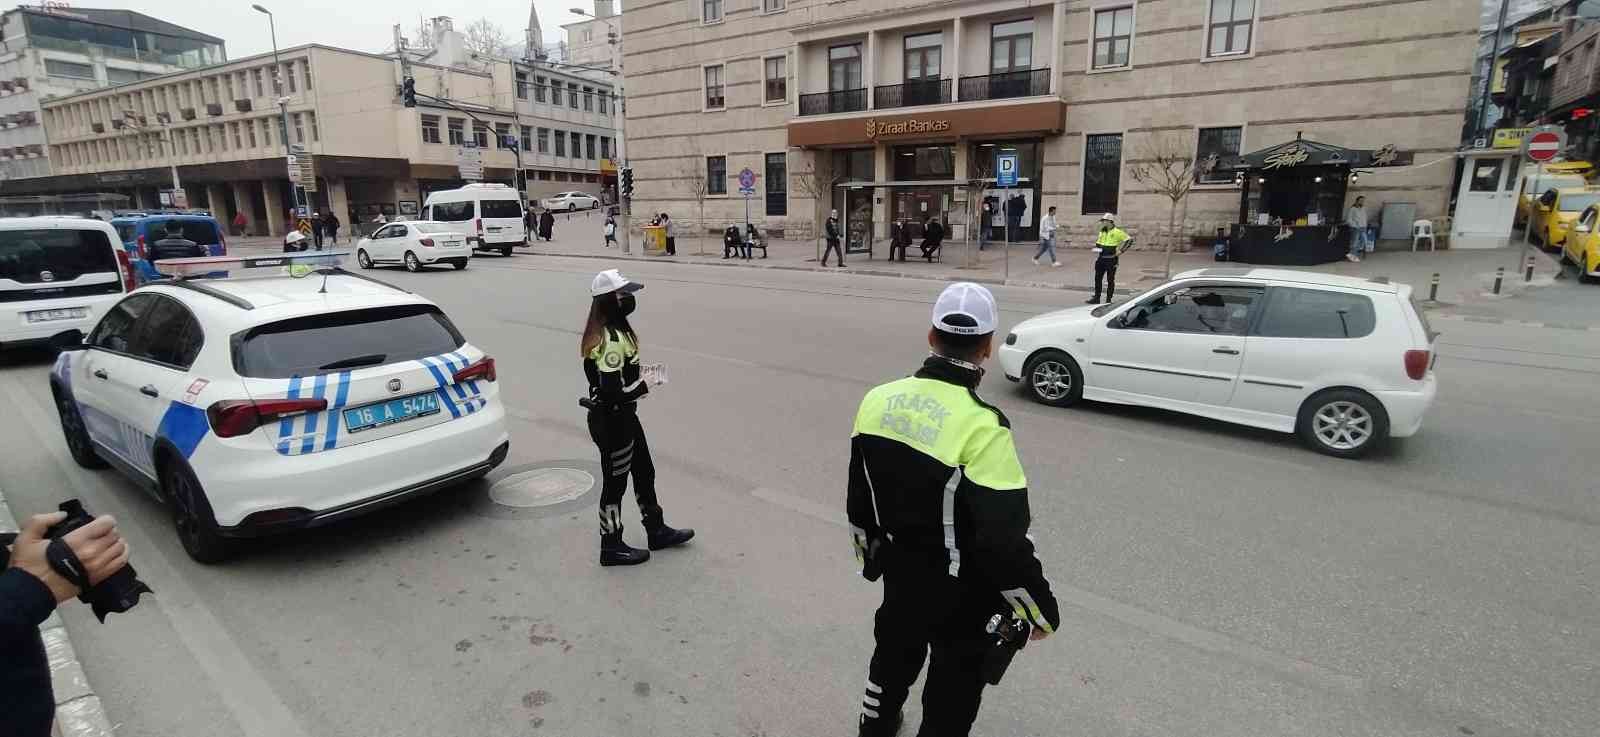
[{"left": 1451, "top": 148, "right": 1523, "bottom": 250}]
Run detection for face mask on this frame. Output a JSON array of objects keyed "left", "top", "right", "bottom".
[{"left": 617, "top": 293, "right": 637, "bottom": 317}]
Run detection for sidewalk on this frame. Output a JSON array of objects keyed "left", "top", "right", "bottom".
[
  {"left": 0, "top": 487, "right": 115, "bottom": 737},
  {"left": 227, "top": 210, "right": 1566, "bottom": 306}
]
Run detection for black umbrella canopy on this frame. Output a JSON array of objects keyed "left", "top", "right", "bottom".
[{"left": 1220, "top": 133, "right": 1411, "bottom": 172}]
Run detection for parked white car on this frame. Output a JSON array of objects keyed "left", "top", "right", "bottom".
[
  {"left": 1, "top": 216, "right": 134, "bottom": 351},
  {"left": 997, "top": 268, "right": 1438, "bottom": 458},
  {"left": 49, "top": 252, "right": 510, "bottom": 562},
  {"left": 354, "top": 221, "right": 470, "bottom": 272},
  {"left": 540, "top": 192, "right": 600, "bottom": 212}
]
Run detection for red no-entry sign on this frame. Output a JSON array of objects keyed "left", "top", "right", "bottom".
[{"left": 1526, "top": 129, "right": 1564, "bottom": 162}]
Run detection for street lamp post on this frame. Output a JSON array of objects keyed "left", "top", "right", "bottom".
[
  {"left": 570, "top": 7, "right": 629, "bottom": 253},
  {"left": 252, "top": 3, "right": 305, "bottom": 236}
]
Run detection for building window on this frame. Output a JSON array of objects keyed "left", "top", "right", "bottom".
[
  {"left": 224, "top": 75, "right": 236, "bottom": 102},
  {"left": 1206, "top": 0, "right": 1255, "bottom": 57},
  {"left": 520, "top": 125, "right": 533, "bottom": 151},
  {"left": 308, "top": 112, "right": 319, "bottom": 142},
  {"left": 705, "top": 65, "right": 725, "bottom": 109},
  {"left": 550, "top": 83, "right": 562, "bottom": 106},
  {"left": 601, "top": 136, "right": 611, "bottom": 159},
  {"left": 230, "top": 122, "right": 243, "bottom": 149},
  {"left": 535, "top": 76, "right": 548, "bottom": 103},
  {"left": 1092, "top": 6, "right": 1133, "bottom": 69},
  {"left": 584, "top": 29, "right": 593, "bottom": 42},
  {"left": 1082, "top": 133, "right": 1123, "bottom": 215},
  {"left": 293, "top": 113, "right": 306, "bottom": 144},
  {"left": 583, "top": 87, "right": 594, "bottom": 111},
  {"left": 586, "top": 134, "right": 597, "bottom": 160},
  {"left": 251, "top": 68, "right": 264, "bottom": 97},
  {"left": 247, "top": 118, "right": 258, "bottom": 147},
  {"left": 764, "top": 56, "right": 787, "bottom": 103},
  {"left": 496, "top": 122, "right": 512, "bottom": 148},
  {"left": 536, "top": 170, "right": 551, "bottom": 181},
  {"left": 829, "top": 44, "right": 862, "bottom": 94},
  {"left": 763, "top": 0, "right": 784, "bottom": 12},
  {"left": 303, "top": 63, "right": 313, "bottom": 91},
  {"left": 765, "top": 152, "right": 787, "bottom": 215},
  {"left": 537, "top": 127, "right": 550, "bottom": 153},
  {"left": 44, "top": 59, "right": 94, "bottom": 79},
  {"left": 599, "top": 93, "right": 610, "bottom": 114},
  {"left": 1195, "top": 126, "right": 1242, "bottom": 184},
  {"left": 554, "top": 171, "right": 569, "bottom": 182},
  {"left": 904, "top": 32, "right": 942, "bottom": 84},
  {"left": 991, "top": 19, "right": 1034, "bottom": 74},
  {"left": 262, "top": 118, "right": 273, "bottom": 147},
  {"left": 448, "top": 118, "right": 465, "bottom": 145},
  {"left": 285, "top": 62, "right": 297, "bottom": 93},
  {"left": 568, "top": 83, "right": 580, "bottom": 109},
  {"left": 555, "top": 129, "right": 567, "bottom": 157},
  {"left": 707, "top": 156, "right": 727, "bottom": 195},
  {"left": 516, "top": 71, "right": 529, "bottom": 99},
  {"left": 422, "top": 115, "right": 441, "bottom": 143},
  {"left": 704, "top": 0, "right": 723, "bottom": 23},
  {"left": 474, "top": 122, "right": 489, "bottom": 148}
]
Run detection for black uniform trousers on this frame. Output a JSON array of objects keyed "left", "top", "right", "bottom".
[
  {"left": 823, "top": 238, "right": 844, "bottom": 266},
  {"left": 586, "top": 406, "right": 661, "bottom": 534},
  {"left": 859, "top": 550, "right": 994, "bottom": 737},
  {"left": 1093, "top": 255, "right": 1119, "bottom": 301}
]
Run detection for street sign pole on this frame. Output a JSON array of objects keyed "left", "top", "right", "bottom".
[
  {"left": 1522, "top": 125, "right": 1565, "bottom": 263},
  {"left": 997, "top": 152, "right": 1018, "bottom": 281}
]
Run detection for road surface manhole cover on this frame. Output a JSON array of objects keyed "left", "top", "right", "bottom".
[{"left": 489, "top": 467, "right": 596, "bottom": 509}]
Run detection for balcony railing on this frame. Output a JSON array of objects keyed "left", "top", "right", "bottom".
[
  {"left": 874, "top": 78, "right": 952, "bottom": 110},
  {"left": 799, "top": 88, "right": 867, "bottom": 116},
  {"left": 957, "top": 69, "right": 1052, "bottom": 102}
]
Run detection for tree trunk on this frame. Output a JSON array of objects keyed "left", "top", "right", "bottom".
[
  {"left": 1165, "top": 198, "right": 1179, "bottom": 280},
  {"left": 698, "top": 199, "right": 706, "bottom": 256}
]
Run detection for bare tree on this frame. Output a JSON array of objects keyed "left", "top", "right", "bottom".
[
  {"left": 463, "top": 18, "right": 512, "bottom": 57},
  {"left": 791, "top": 152, "right": 839, "bottom": 262},
  {"left": 409, "top": 17, "right": 436, "bottom": 51},
  {"left": 1127, "top": 133, "right": 1209, "bottom": 279},
  {"left": 677, "top": 157, "right": 710, "bottom": 256}
]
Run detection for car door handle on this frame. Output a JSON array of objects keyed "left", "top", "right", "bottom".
[
  {"left": 92, "top": 368, "right": 108, "bottom": 380},
  {"left": 139, "top": 385, "right": 159, "bottom": 398},
  {"left": 1212, "top": 347, "right": 1241, "bottom": 355}
]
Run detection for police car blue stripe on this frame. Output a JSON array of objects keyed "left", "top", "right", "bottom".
[
  {"left": 300, "top": 373, "right": 329, "bottom": 455},
  {"left": 322, "top": 371, "right": 352, "bottom": 451},
  {"left": 449, "top": 352, "right": 483, "bottom": 397},
  {"left": 418, "top": 357, "right": 463, "bottom": 419},
  {"left": 278, "top": 375, "right": 303, "bottom": 456},
  {"left": 437, "top": 354, "right": 471, "bottom": 401}
]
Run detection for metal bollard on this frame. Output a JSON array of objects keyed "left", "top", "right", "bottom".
[
  {"left": 1525, "top": 254, "right": 1536, "bottom": 282},
  {"left": 1428, "top": 272, "right": 1439, "bottom": 301},
  {"left": 1493, "top": 267, "right": 1504, "bottom": 295}
]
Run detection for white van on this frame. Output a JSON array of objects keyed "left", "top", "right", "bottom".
[
  {"left": 0, "top": 216, "right": 132, "bottom": 350},
  {"left": 422, "top": 183, "right": 526, "bottom": 256}
]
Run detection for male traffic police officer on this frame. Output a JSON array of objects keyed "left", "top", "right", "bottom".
[
  {"left": 848, "top": 282, "right": 1060, "bottom": 737},
  {"left": 1088, "top": 213, "right": 1131, "bottom": 304}
]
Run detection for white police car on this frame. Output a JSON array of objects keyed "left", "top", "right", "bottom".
[{"left": 48, "top": 252, "right": 510, "bottom": 562}]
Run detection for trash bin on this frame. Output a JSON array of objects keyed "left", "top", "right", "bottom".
[{"left": 641, "top": 225, "right": 667, "bottom": 255}]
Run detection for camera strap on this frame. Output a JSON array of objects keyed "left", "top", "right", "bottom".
[
  {"left": 0, "top": 532, "right": 14, "bottom": 568},
  {"left": 45, "top": 537, "right": 92, "bottom": 592}
]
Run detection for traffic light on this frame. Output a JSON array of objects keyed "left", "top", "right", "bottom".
[
  {"left": 621, "top": 167, "right": 634, "bottom": 199},
  {"left": 401, "top": 77, "right": 416, "bottom": 108},
  {"left": 1574, "top": 108, "right": 1595, "bottom": 121}
]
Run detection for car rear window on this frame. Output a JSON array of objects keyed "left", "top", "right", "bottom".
[
  {"left": 480, "top": 200, "right": 522, "bottom": 218},
  {"left": 147, "top": 219, "right": 221, "bottom": 243},
  {"left": 0, "top": 227, "right": 118, "bottom": 284},
  {"left": 1560, "top": 194, "right": 1600, "bottom": 212},
  {"left": 114, "top": 223, "right": 136, "bottom": 242},
  {"left": 431, "top": 201, "right": 474, "bottom": 222},
  {"left": 234, "top": 304, "right": 465, "bottom": 378},
  {"left": 1256, "top": 288, "right": 1376, "bottom": 339}
]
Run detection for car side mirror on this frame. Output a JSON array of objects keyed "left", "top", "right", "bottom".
[{"left": 50, "top": 329, "right": 87, "bottom": 351}]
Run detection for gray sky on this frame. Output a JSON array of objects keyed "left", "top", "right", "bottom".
[{"left": 116, "top": 0, "right": 584, "bottom": 59}]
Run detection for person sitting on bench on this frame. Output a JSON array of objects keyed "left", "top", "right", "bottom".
[
  {"left": 920, "top": 216, "right": 945, "bottom": 262},
  {"left": 723, "top": 225, "right": 747, "bottom": 259}
]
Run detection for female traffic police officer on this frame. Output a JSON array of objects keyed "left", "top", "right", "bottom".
[{"left": 581, "top": 269, "right": 694, "bottom": 566}]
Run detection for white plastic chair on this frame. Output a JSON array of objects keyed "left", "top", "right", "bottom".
[{"left": 1411, "top": 220, "right": 1436, "bottom": 252}]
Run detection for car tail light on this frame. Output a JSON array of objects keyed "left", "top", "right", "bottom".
[
  {"left": 1404, "top": 350, "right": 1430, "bottom": 381},
  {"left": 419, "top": 237, "right": 435, "bottom": 247},
  {"left": 207, "top": 398, "right": 329, "bottom": 438},
  {"left": 114, "top": 249, "right": 135, "bottom": 291},
  {"left": 136, "top": 233, "right": 147, "bottom": 260},
  {"left": 476, "top": 218, "right": 483, "bottom": 236},
  {"left": 453, "top": 356, "right": 497, "bottom": 383}
]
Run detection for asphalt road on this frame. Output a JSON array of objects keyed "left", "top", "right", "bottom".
[{"left": 1, "top": 253, "right": 1596, "bottom": 737}]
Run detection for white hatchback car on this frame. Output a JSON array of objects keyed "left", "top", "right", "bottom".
[
  {"left": 998, "top": 268, "right": 1438, "bottom": 458},
  {"left": 540, "top": 192, "right": 600, "bottom": 212},
  {"left": 49, "top": 253, "right": 510, "bottom": 562},
  {"left": 2, "top": 216, "right": 133, "bottom": 350},
  {"left": 354, "top": 221, "right": 470, "bottom": 272}
]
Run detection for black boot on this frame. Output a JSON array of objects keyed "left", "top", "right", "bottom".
[
  {"left": 600, "top": 533, "right": 650, "bottom": 566},
  {"left": 858, "top": 710, "right": 904, "bottom": 737},
  {"left": 642, "top": 506, "right": 695, "bottom": 550}
]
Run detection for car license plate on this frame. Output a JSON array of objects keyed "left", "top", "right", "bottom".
[
  {"left": 25, "top": 307, "right": 87, "bottom": 323},
  {"left": 343, "top": 392, "right": 442, "bottom": 433}
]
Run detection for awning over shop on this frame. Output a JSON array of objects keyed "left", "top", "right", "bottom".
[{"left": 1220, "top": 134, "right": 1413, "bottom": 172}]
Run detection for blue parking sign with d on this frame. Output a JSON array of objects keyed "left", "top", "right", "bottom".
[{"left": 996, "top": 153, "right": 1019, "bottom": 187}]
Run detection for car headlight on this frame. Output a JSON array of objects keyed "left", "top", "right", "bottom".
[{"left": 1004, "top": 333, "right": 1017, "bottom": 346}]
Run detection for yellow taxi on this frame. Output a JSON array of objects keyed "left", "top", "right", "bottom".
[
  {"left": 1517, "top": 172, "right": 1589, "bottom": 227},
  {"left": 1529, "top": 187, "right": 1600, "bottom": 248},
  {"left": 1563, "top": 204, "right": 1600, "bottom": 282}
]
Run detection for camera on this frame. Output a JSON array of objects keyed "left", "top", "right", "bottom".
[
  {"left": 980, "top": 614, "right": 1031, "bottom": 685},
  {"left": 44, "top": 499, "right": 152, "bottom": 622}
]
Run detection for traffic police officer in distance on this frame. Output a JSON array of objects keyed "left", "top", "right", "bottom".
[
  {"left": 848, "top": 283, "right": 1060, "bottom": 737},
  {"left": 581, "top": 269, "right": 694, "bottom": 566}
]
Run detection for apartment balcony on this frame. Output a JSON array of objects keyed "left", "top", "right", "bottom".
[
  {"left": 873, "top": 79, "right": 952, "bottom": 110},
  {"left": 957, "top": 69, "right": 1052, "bottom": 102},
  {"left": 799, "top": 89, "right": 867, "bottom": 116}
]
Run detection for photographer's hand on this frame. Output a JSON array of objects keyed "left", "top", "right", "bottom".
[
  {"left": 7, "top": 513, "right": 126, "bottom": 603},
  {"left": 1028, "top": 626, "right": 1051, "bottom": 642}
]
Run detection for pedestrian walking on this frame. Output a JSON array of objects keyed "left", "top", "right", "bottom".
[
  {"left": 581, "top": 269, "right": 695, "bottom": 566},
  {"left": 1032, "top": 205, "right": 1061, "bottom": 267},
  {"left": 1087, "top": 213, "right": 1131, "bottom": 304},
  {"left": 325, "top": 212, "right": 341, "bottom": 245},
  {"left": 822, "top": 209, "right": 845, "bottom": 268},
  {"left": 604, "top": 214, "right": 619, "bottom": 247},
  {"left": 978, "top": 199, "right": 993, "bottom": 251},
  {"left": 310, "top": 212, "right": 324, "bottom": 249},
  {"left": 372, "top": 211, "right": 388, "bottom": 227},
  {"left": 848, "top": 282, "right": 1060, "bottom": 737},
  {"left": 539, "top": 209, "right": 555, "bottom": 242},
  {"left": 524, "top": 207, "right": 536, "bottom": 243},
  {"left": 661, "top": 213, "right": 677, "bottom": 255},
  {"left": 1345, "top": 195, "right": 1369, "bottom": 263},
  {"left": 231, "top": 210, "right": 248, "bottom": 236},
  {"left": 920, "top": 217, "right": 945, "bottom": 261}
]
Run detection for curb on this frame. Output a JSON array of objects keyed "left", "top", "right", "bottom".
[{"left": 0, "top": 490, "right": 115, "bottom": 737}]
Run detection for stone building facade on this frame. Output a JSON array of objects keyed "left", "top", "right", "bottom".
[{"left": 620, "top": 0, "right": 1479, "bottom": 246}]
